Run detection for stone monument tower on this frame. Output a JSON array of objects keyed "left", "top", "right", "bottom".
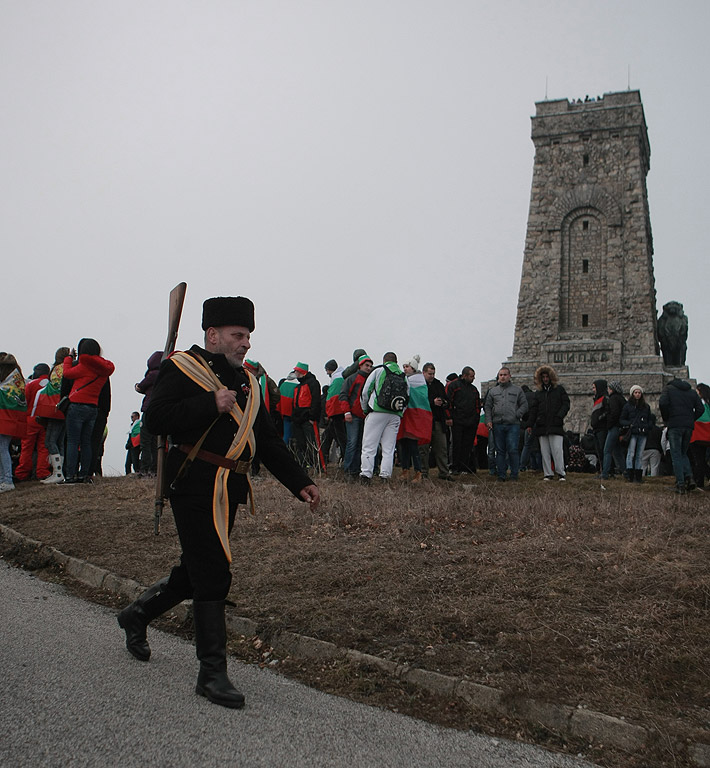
[{"left": 507, "top": 90, "right": 685, "bottom": 431}]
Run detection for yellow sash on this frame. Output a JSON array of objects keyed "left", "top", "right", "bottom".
[{"left": 170, "top": 351, "right": 259, "bottom": 562}]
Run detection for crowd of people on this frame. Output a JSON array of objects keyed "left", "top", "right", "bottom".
[
  {"left": 245, "top": 349, "right": 709, "bottom": 496},
  {"left": 1, "top": 342, "right": 708, "bottom": 496},
  {"left": 0, "top": 342, "right": 114, "bottom": 490}
]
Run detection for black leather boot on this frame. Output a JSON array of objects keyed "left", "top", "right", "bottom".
[
  {"left": 117, "top": 578, "right": 183, "bottom": 661},
  {"left": 193, "top": 600, "right": 245, "bottom": 709},
  {"left": 634, "top": 469, "right": 644, "bottom": 483}
]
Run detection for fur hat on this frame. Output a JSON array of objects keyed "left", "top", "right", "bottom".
[
  {"left": 402, "top": 354, "right": 420, "bottom": 372},
  {"left": 629, "top": 384, "right": 643, "bottom": 396},
  {"left": 202, "top": 297, "right": 255, "bottom": 331}
]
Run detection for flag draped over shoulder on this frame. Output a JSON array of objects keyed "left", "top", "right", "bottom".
[
  {"left": 34, "top": 365, "right": 64, "bottom": 420},
  {"left": 0, "top": 368, "right": 27, "bottom": 438},
  {"left": 398, "top": 372, "right": 432, "bottom": 445},
  {"left": 277, "top": 379, "right": 297, "bottom": 417},
  {"left": 325, "top": 367, "right": 348, "bottom": 417},
  {"left": 170, "top": 351, "right": 259, "bottom": 563},
  {"left": 692, "top": 401, "right": 710, "bottom": 443}
]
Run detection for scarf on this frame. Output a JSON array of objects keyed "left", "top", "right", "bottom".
[{"left": 170, "top": 351, "right": 259, "bottom": 562}]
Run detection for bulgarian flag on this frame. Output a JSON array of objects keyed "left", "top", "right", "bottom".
[
  {"left": 277, "top": 379, "right": 297, "bottom": 417},
  {"left": 692, "top": 401, "right": 710, "bottom": 444},
  {"left": 398, "top": 372, "right": 432, "bottom": 445},
  {"left": 129, "top": 419, "right": 141, "bottom": 447},
  {"left": 0, "top": 368, "right": 27, "bottom": 438},
  {"left": 34, "top": 370, "right": 63, "bottom": 420},
  {"left": 325, "top": 366, "right": 348, "bottom": 417}
]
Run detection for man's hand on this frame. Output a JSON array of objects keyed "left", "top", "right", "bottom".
[
  {"left": 299, "top": 485, "right": 320, "bottom": 510},
  {"left": 215, "top": 389, "right": 237, "bottom": 413},
  {"left": 445, "top": 419, "right": 453, "bottom": 427},
  {"left": 344, "top": 412, "right": 352, "bottom": 423}
]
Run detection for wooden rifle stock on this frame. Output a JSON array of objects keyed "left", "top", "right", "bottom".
[{"left": 154, "top": 282, "right": 187, "bottom": 535}]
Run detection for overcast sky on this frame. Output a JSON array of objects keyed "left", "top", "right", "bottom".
[{"left": 2, "top": 1, "right": 707, "bottom": 475}]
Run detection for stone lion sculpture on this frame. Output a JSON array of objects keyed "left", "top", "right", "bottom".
[{"left": 657, "top": 301, "right": 688, "bottom": 367}]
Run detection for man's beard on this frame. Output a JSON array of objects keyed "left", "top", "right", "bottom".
[{"left": 224, "top": 351, "right": 246, "bottom": 369}]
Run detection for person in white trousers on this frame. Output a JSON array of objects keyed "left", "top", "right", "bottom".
[{"left": 359, "top": 352, "right": 409, "bottom": 482}]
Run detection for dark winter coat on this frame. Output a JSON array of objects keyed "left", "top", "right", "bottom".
[
  {"left": 528, "top": 384, "right": 570, "bottom": 437},
  {"left": 619, "top": 401, "right": 655, "bottom": 435},
  {"left": 145, "top": 345, "right": 312, "bottom": 503},
  {"left": 590, "top": 379, "right": 608, "bottom": 432},
  {"left": 606, "top": 391, "right": 626, "bottom": 429},
  {"left": 292, "top": 371, "right": 321, "bottom": 425},
  {"left": 426, "top": 376, "right": 449, "bottom": 425},
  {"left": 136, "top": 350, "right": 163, "bottom": 413},
  {"left": 659, "top": 379, "right": 704, "bottom": 429},
  {"left": 446, "top": 377, "right": 481, "bottom": 427}
]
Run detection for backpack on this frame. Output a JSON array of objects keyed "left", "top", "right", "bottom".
[{"left": 375, "top": 366, "right": 409, "bottom": 412}]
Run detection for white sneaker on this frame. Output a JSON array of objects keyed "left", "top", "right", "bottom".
[
  {"left": 558, "top": 476, "right": 566, "bottom": 482},
  {"left": 0, "top": 482, "right": 16, "bottom": 493}
]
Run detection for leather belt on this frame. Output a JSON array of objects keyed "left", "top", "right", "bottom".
[{"left": 177, "top": 444, "right": 251, "bottom": 474}]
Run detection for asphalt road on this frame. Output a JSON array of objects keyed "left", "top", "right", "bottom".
[{"left": 0, "top": 561, "right": 600, "bottom": 768}]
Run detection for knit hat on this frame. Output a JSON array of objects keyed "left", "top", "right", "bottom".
[
  {"left": 402, "top": 354, "right": 420, "bottom": 372},
  {"left": 202, "top": 297, "right": 255, "bottom": 331},
  {"left": 294, "top": 362, "right": 309, "bottom": 375},
  {"left": 357, "top": 354, "right": 373, "bottom": 367},
  {"left": 629, "top": 384, "right": 643, "bottom": 396},
  {"left": 352, "top": 348, "right": 367, "bottom": 362},
  {"left": 324, "top": 359, "right": 338, "bottom": 373},
  {"left": 609, "top": 381, "right": 623, "bottom": 394},
  {"left": 31, "top": 363, "right": 50, "bottom": 379}
]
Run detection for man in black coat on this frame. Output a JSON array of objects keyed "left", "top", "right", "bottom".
[
  {"left": 421, "top": 362, "right": 452, "bottom": 480},
  {"left": 118, "top": 296, "right": 319, "bottom": 709},
  {"left": 446, "top": 366, "right": 481, "bottom": 474},
  {"left": 601, "top": 381, "right": 626, "bottom": 479},
  {"left": 659, "top": 378, "right": 704, "bottom": 493}
]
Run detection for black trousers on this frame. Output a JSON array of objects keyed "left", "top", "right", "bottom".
[
  {"left": 451, "top": 422, "right": 477, "bottom": 472},
  {"left": 166, "top": 493, "right": 238, "bottom": 602}
]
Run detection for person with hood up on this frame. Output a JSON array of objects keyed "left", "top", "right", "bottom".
[
  {"left": 527, "top": 365, "right": 570, "bottom": 481},
  {"left": 660, "top": 377, "right": 704, "bottom": 493},
  {"left": 600, "top": 381, "right": 626, "bottom": 480},
  {"left": 619, "top": 385, "right": 655, "bottom": 483}
]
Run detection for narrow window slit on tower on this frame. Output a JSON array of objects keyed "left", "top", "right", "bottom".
[
  {"left": 582, "top": 314, "right": 589, "bottom": 327},
  {"left": 583, "top": 153, "right": 589, "bottom": 166},
  {"left": 582, "top": 259, "right": 589, "bottom": 273},
  {"left": 583, "top": 220, "right": 589, "bottom": 230}
]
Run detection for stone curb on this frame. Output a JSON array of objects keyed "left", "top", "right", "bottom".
[{"left": 1, "top": 522, "right": 707, "bottom": 765}]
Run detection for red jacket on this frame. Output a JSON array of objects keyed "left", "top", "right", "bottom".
[{"left": 63, "top": 355, "right": 115, "bottom": 405}]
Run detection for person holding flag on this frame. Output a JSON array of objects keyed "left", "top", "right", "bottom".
[{"left": 397, "top": 355, "right": 432, "bottom": 482}]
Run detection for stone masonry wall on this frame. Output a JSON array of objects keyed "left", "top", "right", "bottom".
[{"left": 503, "top": 91, "right": 684, "bottom": 434}]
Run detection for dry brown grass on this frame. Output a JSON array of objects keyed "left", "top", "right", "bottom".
[{"left": 1, "top": 470, "right": 709, "bottom": 765}]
